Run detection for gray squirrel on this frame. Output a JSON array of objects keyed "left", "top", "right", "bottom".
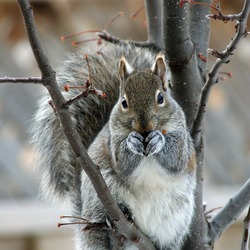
[{"left": 32, "top": 44, "right": 197, "bottom": 250}]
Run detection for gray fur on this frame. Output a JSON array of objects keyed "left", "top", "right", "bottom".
[
  {"left": 31, "top": 44, "right": 157, "bottom": 202},
  {"left": 31, "top": 44, "right": 197, "bottom": 249}
]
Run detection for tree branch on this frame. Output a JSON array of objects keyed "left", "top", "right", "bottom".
[
  {"left": 182, "top": 139, "right": 212, "bottom": 250},
  {"left": 187, "top": 1, "right": 250, "bottom": 248},
  {"left": 191, "top": 0, "right": 250, "bottom": 148},
  {"left": 17, "top": 0, "right": 155, "bottom": 249},
  {"left": 182, "top": 3, "right": 213, "bottom": 250},
  {"left": 188, "top": 0, "right": 211, "bottom": 75},
  {"left": 162, "top": 1, "right": 211, "bottom": 249},
  {"left": 96, "top": 30, "right": 159, "bottom": 51},
  {"left": 162, "top": 0, "right": 203, "bottom": 129},
  {"left": 207, "top": 13, "right": 241, "bottom": 22},
  {"left": 0, "top": 76, "right": 43, "bottom": 84},
  {"left": 241, "top": 206, "right": 250, "bottom": 250},
  {"left": 144, "top": 0, "right": 163, "bottom": 48},
  {"left": 210, "top": 178, "right": 250, "bottom": 241}
]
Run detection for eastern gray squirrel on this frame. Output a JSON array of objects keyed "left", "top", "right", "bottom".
[{"left": 32, "top": 44, "right": 197, "bottom": 250}]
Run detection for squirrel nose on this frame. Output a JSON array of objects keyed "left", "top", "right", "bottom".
[{"left": 140, "top": 131, "right": 151, "bottom": 139}]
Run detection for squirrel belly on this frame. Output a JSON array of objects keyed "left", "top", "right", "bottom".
[
  {"left": 88, "top": 146, "right": 196, "bottom": 249},
  {"left": 124, "top": 157, "right": 196, "bottom": 249}
]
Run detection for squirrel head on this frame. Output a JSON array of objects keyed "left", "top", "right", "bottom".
[{"left": 111, "top": 54, "right": 172, "bottom": 136}]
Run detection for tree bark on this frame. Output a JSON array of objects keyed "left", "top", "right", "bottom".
[{"left": 162, "top": 1, "right": 211, "bottom": 249}]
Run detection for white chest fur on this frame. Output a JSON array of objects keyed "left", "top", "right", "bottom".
[{"left": 123, "top": 157, "right": 195, "bottom": 249}]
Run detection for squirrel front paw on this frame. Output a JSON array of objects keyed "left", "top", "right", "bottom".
[
  {"left": 127, "top": 130, "right": 165, "bottom": 156},
  {"left": 144, "top": 130, "right": 165, "bottom": 156},
  {"left": 126, "top": 131, "right": 145, "bottom": 156}
]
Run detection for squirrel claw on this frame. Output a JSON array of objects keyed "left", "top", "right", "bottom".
[{"left": 106, "top": 203, "right": 133, "bottom": 229}]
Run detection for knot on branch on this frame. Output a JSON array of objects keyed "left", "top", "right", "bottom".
[
  {"left": 167, "top": 46, "right": 195, "bottom": 69},
  {"left": 207, "top": 48, "right": 223, "bottom": 59}
]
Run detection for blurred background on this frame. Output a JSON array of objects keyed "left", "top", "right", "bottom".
[{"left": 0, "top": 0, "right": 249, "bottom": 249}]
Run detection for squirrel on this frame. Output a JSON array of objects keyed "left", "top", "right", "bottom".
[{"left": 31, "top": 43, "right": 197, "bottom": 250}]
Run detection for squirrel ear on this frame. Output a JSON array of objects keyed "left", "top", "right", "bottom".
[
  {"left": 119, "top": 57, "right": 134, "bottom": 80},
  {"left": 152, "top": 54, "right": 168, "bottom": 91}
]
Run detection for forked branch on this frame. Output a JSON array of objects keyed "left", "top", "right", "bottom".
[
  {"left": 192, "top": 2, "right": 250, "bottom": 243},
  {"left": 210, "top": 178, "right": 250, "bottom": 241},
  {"left": 191, "top": 0, "right": 250, "bottom": 147},
  {"left": 96, "top": 30, "right": 158, "bottom": 50},
  {"left": 63, "top": 1, "right": 162, "bottom": 51},
  {"left": 98, "top": 0, "right": 162, "bottom": 49}
]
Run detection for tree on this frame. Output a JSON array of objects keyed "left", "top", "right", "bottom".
[{"left": 1, "top": 0, "right": 250, "bottom": 249}]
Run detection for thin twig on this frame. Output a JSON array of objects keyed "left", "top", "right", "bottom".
[
  {"left": 96, "top": 30, "right": 159, "bottom": 50},
  {"left": 205, "top": 206, "right": 223, "bottom": 220},
  {"left": 241, "top": 206, "right": 250, "bottom": 250},
  {"left": 130, "top": 5, "right": 145, "bottom": 19},
  {"left": 180, "top": 0, "right": 221, "bottom": 13},
  {"left": 64, "top": 87, "right": 105, "bottom": 107},
  {"left": 72, "top": 38, "right": 99, "bottom": 46},
  {"left": 207, "top": 13, "right": 241, "bottom": 22},
  {"left": 62, "top": 12, "right": 123, "bottom": 43},
  {"left": 0, "top": 76, "right": 43, "bottom": 84},
  {"left": 61, "top": 29, "right": 100, "bottom": 41},
  {"left": 191, "top": 0, "right": 250, "bottom": 148},
  {"left": 182, "top": 0, "right": 241, "bottom": 22},
  {"left": 16, "top": 1, "right": 155, "bottom": 249},
  {"left": 104, "top": 11, "right": 124, "bottom": 31}
]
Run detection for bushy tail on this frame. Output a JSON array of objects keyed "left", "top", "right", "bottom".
[{"left": 31, "top": 97, "right": 81, "bottom": 203}]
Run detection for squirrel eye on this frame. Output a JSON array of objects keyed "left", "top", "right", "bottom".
[
  {"left": 121, "top": 97, "right": 128, "bottom": 109},
  {"left": 157, "top": 92, "right": 164, "bottom": 105}
]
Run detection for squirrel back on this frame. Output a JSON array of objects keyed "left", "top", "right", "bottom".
[{"left": 31, "top": 44, "right": 161, "bottom": 203}]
